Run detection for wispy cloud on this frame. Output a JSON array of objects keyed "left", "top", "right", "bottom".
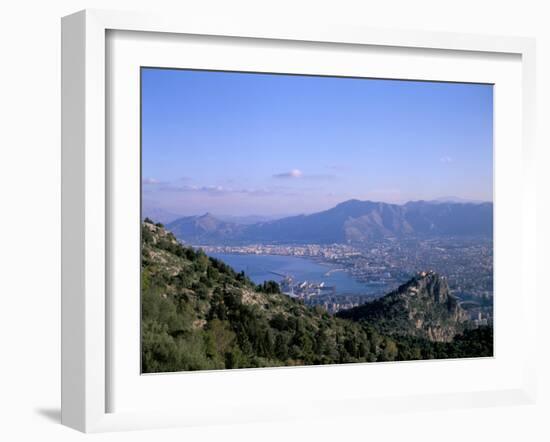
[
  {"left": 272, "top": 169, "right": 336, "bottom": 180},
  {"left": 157, "top": 184, "right": 225, "bottom": 193},
  {"left": 197, "top": 185, "right": 226, "bottom": 194},
  {"left": 273, "top": 169, "right": 303, "bottom": 179},
  {"left": 142, "top": 177, "right": 162, "bottom": 185},
  {"left": 153, "top": 183, "right": 274, "bottom": 197},
  {"left": 440, "top": 156, "right": 453, "bottom": 164}
]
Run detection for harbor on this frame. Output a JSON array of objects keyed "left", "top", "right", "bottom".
[{"left": 209, "top": 252, "right": 387, "bottom": 300}]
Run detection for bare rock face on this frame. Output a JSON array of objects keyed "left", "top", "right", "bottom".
[{"left": 337, "top": 271, "right": 468, "bottom": 342}]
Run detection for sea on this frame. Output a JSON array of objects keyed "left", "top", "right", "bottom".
[{"left": 209, "top": 253, "right": 386, "bottom": 297}]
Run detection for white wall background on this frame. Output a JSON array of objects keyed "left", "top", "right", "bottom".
[{"left": 0, "top": 1, "right": 548, "bottom": 441}]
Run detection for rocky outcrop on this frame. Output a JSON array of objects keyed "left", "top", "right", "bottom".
[{"left": 336, "top": 271, "right": 468, "bottom": 342}]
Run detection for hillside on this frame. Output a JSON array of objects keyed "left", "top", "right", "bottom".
[
  {"left": 336, "top": 271, "right": 468, "bottom": 342},
  {"left": 166, "top": 199, "right": 493, "bottom": 245},
  {"left": 141, "top": 220, "right": 493, "bottom": 372},
  {"left": 142, "top": 221, "right": 384, "bottom": 371}
]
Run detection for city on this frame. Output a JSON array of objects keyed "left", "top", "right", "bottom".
[{"left": 199, "top": 236, "right": 493, "bottom": 321}]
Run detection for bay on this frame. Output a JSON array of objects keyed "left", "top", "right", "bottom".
[{"left": 209, "top": 252, "right": 384, "bottom": 296}]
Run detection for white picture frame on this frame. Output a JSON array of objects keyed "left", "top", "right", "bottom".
[{"left": 61, "top": 9, "right": 537, "bottom": 433}]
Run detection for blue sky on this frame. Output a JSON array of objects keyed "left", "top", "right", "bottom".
[{"left": 142, "top": 68, "right": 493, "bottom": 217}]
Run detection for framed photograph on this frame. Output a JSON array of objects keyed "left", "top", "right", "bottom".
[{"left": 61, "top": 9, "right": 537, "bottom": 432}]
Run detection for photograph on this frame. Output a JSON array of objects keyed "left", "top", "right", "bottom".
[{"left": 140, "top": 67, "right": 494, "bottom": 373}]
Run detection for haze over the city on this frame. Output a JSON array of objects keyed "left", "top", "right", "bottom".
[{"left": 142, "top": 68, "right": 493, "bottom": 217}]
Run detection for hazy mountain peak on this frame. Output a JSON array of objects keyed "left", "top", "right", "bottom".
[
  {"left": 336, "top": 198, "right": 363, "bottom": 206},
  {"left": 200, "top": 212, "right": 217, "bottom": 219},
  {"left": 334, "top": 198, "right": 377, "bottom": 208}
]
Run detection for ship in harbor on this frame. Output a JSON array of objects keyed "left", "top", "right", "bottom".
[{"left": 276, "top": 273, "right": 336, "bottom": 299}]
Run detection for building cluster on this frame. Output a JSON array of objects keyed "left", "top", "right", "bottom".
[
  {"left": 201, "top": 243, "right": 361, "bottom": 259},
  {"left": 202, "top": 236, "right": 494, "bottom": 319}
]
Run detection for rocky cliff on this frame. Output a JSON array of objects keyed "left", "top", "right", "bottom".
[{"left": 336, "top": 271, "right": 468, "bottom": 342}]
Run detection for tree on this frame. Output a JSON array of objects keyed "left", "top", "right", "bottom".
[
  {"left": 257, "top": 280, "right": 281, "bottom": 294},
  {"left": 205, "top": 319, "right": 235, "bottom": 354},
  {"left": 381, "top": 338, "right": 398, "bottom": 361},
  {"left": 274, "top": 334, "right": 288, "bottom": 360}
]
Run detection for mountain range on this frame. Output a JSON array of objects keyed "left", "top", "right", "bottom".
[{"left": 166, "top": 199, "right": 493, "bottom": 245}]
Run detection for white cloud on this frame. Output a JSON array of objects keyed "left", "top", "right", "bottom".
[
  {"left": 440, "top": 156, "right": 453, "bottom": 164},
  {"left": 273, "top": 169, "right": 303, "bottom": 179}
]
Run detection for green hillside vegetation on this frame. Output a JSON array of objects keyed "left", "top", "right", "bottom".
[
  {"left": 336, "top": 271, "right": 468, "bottom": 342},
  {"left": 141, "top": 220, "right": 493, "bottom": 373}
]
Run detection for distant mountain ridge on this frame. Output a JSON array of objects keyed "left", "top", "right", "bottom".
[
  {"left": 167, "top": 213, "right": 246, "bottom": 244},
  {"left": 167, "top": 199, "right": 493, "bottom": 245}
]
